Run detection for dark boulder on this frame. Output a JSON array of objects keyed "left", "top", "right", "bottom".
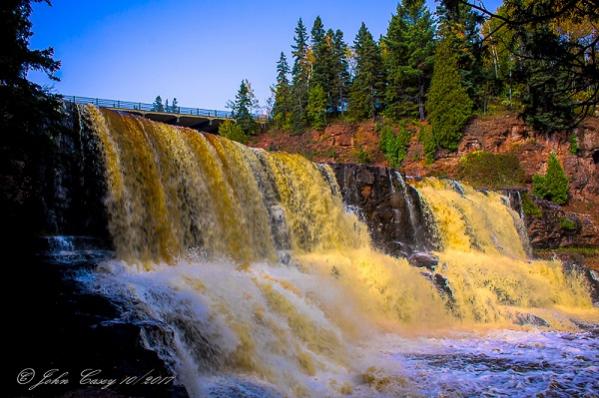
[
  {"left": 514, "top": 313, "right": 549, "bottom": 327},
  {"left": 408, "top": 252, "right": 439, "bottom": 271}
]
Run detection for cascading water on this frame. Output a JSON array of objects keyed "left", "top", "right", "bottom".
[{"left": 76, "top": 105, "right": 598, "bottom": 397}]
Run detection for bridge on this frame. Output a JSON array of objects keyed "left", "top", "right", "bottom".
[{"left": 62, "top": 95, "right": 266, "bottom": 133}]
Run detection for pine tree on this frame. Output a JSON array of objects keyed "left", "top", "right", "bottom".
[
  {"left": 436, "top": 3, "right": 484, "bottom": 110},
  {"left": 310, "top": 17, "right": 337, "bottom": 114},
  {"left": 348, "top": 23, "right": 385, "bottom": 120},
  {"left": 331, "top": 29, "right": 350, "bottom": 113},
  {"left": 272, "top": 52, "right": 292, "bottom": 130},
  {"left": 152, "top": 96, "right": 164, "bottom": 112},
  {"left": 1, "top": 0, "right": 61, "bottom": 249},
  {"left": 164, "top": 99, "right": 170, "bottom": 112},
  {"left": 532, "top": 152, "right": 569, "bottom": 204},
  {"left": 307, "top": 84, "right": 327, "bottom": 129},
  {"left": 171, "top": 97, "right": 178, "bottom": 113},
  {"left": 384, "top": 0, "right": 435, "bottom": 120},
  {"left": 309, "top": 17, "right": 326, "bottom": 90},
  {"left": 227, "top": 79, "right": 258, "bottom": 135},
  {"left": 291, "top": 18, "right": 310, "bottom": 132},
  {"left": 426, "top": 37, "right": 473, "bottom": 151}
]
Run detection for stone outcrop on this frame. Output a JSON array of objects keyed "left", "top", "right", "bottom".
[
  {"left": 330, "top": 163, "right": 437, "bottom": 257},
  {"left": 525, "top": 198, "right": 599, "bottom": 248}
]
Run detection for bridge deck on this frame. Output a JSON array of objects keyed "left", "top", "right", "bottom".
[{"left": 63, "top": 95, "right": 265, "bottom": 132}]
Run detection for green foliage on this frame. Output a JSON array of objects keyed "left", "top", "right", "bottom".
[
  {"left": 384, "top": 0, "right": 435, "bottom": 121},
  {"left": 331, "top": 30, "right": 351, "bottom": 114},
  {"left": 1, "top": 0, "right": 61, "bottom": 242},
  {"left": 521, "top": 192, "right": 542, "bottom": 218},
  {"left": 272, "top": 52, "right": 293, "bottom": 131},
  {"left": 218, "top": 120, "right": 248, "bottom": 144},
  {"left": 569, "top": 134, "right": 579, "bottom": 155},
  {"left": 379, "top": 124, "right": 411, "bottom": 168},
  {"left": 348, "top": 23, "right": 385, "bottom": 120},
  {"left": 559, "top": 217, "right": 577, "bottom": 231},
  {"left": 418, "top": 124, "right": 436, "bottom": 163},
  {"left": 437, "top": 3, "right": 485, "bottom": 111},
  {"left": 356, "top": 148, "right": 372, "bottom": 164},
  {"left": 228, "top": 79, "right": 258, "bottom": 135},
  {"left": 532, "top": 152, "right": 569, "bottom": 205},
  {"left": 426, "top": 38, "right": 472, "bottom": 151},
  {"left": 291, "top": 18, "right": 310, "bottom": 132},
  {"left": 521, "top": 60, "right": 576, "bottom": 132},
  {"left": 457, "top": 151, "right": 525, "bottom": 189},
  {"left": 307, "top": 84, "right": 327, "bottom": 129}
]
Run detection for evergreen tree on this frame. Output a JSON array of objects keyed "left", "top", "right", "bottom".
[
  {"left": 307, "top": 84, "right": 327, "bottom": 129},
  {"left": 331, "top": 29, "right": 350, "bottom": 113},
  {"left": 309, "top": 17, "right": 326, "bottom": 91},
  {"left": 532, "top": 152, "right": 569, "bottom": 204},
  {"left": 152, "top": 96, "right": 164, "bottom": 112},
  {"left": 426, "top": 37, "right": 473, "bottom": 151},
  {"left": 1, "top": 0, "right": 60, "bottom": 128},
  {"left": 171, "top": 97, "right": 178, "bottom": 113},
  {"left": 164, "top": 99, "right": 170, "bottom": 112},
  {"left": 227, "top": 79, "right": 258, "bottom": 135},
  {"left": 291, "top": 18, "right": 310, "bottom": 132},
  {"left": 348, "top": 23, "right": 385, "bottom": 120},
  {"left": 310, "top": 17, "right": 338, "bottom": 114},
  {"left": 272, "top": 52, "right": 292, "bottom": 130},
  {"left": 436, "top": 3, "right": 485, "bottom": 110},
  {"left": 384, "top": 0, "right": 435, "bottom": 120}
]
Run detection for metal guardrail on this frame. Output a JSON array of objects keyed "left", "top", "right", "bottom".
[{"left": 61, "top": 95, "right": 264, "bottom": 121}]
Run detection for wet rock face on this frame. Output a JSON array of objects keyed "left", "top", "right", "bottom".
[
  {"left": 39, "top": 103, "right": 111, "bottom": 244},
  {"left": 525, "top": 198, "right": 599, "bottom": 248},
  {"left": 562, "top": 259, "right": 599, "bottom": 306},
  {"left": 330, "top": 163, "right": 437, "bottom": 257}
]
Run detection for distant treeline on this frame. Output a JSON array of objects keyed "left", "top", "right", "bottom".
[{"left": 255, "top": 0, "right": 596, "bottom": 153}]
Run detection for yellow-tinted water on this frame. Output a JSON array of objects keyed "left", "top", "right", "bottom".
[{"left": 85, "top": 106, "right": 598, "bottom": 396}]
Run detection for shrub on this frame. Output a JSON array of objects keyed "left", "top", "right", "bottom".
[
  {"left": 569, "top": 134, "right": 579, "bottom": 155},
  {"left": 457, "top": 151, "right": 525, "bottom": 189},
  {"left": 379, "top": 124, "right": 411, "bottom": 168},
  {"left": 522, "top": 192, "right": 542, "bottom": 218},
  {"left": 218, "top": 120, "right": 248, "bottom": 144},
  {"left": 532, "top": 152, "right": 569, "bottom": 205},
  {"left": 356, "top": 148, "right": 371, "bottom": 164},
  {"left": 559, "top": 217, "right": 577, "bottom": 231}
]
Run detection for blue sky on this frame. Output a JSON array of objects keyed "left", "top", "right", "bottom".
[{"left": 29, "top": 0, "right": 500, "bottom": 111}]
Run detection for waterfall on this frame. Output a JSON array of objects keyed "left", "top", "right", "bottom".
[{"left": 78, "top": 105, "right": 597, "bottom": 397}]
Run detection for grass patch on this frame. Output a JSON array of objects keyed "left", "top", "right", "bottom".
[
  {"left": 457, "top": 151, "right": 525, "bottom": 189},
  {"left": 559, "top": 217, "right": 577, "bottom": 231},
  {"left": 534, "top": 246, "right": 599, "bottom": 257}
]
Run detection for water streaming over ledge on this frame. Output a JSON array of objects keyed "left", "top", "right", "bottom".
[{"left": 76, "top": 105, "right": 598, "bottom": 397}]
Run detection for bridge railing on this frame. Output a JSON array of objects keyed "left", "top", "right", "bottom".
[{"left": 61, "top": 95, "right": 264, "bottom": 121}]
